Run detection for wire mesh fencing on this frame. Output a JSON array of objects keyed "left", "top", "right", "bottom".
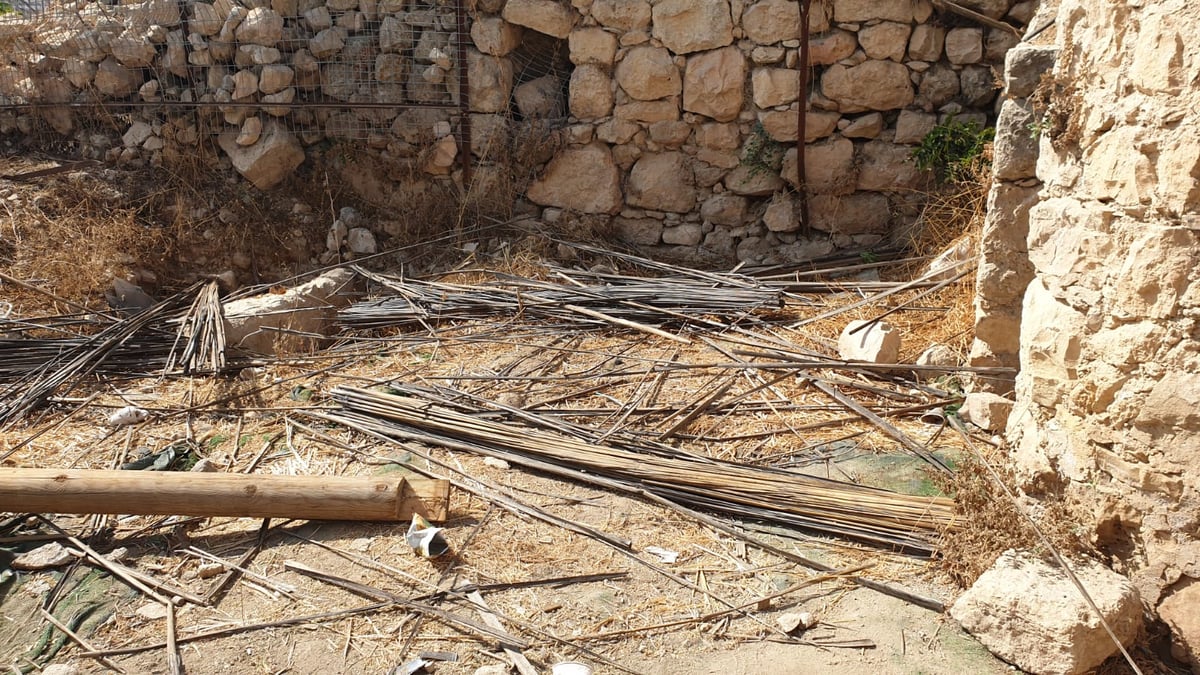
[{"left": 0, "top": 0, "right": 469, "bottom": 145}]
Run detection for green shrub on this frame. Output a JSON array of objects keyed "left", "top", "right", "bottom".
[{"left": 911, "top": 115, "right": 995, "bottom": 183}]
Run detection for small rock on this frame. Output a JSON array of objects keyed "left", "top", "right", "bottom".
[
  {"left": 108, "top": 405, "right": 150, "bottom": 426},
  {"left": 190, "top": 458, "right": 220, "bottom": 472},
  {"left": 474, "top": 666, "right": 510, "bottom": 675},
  {"left": 837, "top": 320, "right": 900, "bottom": 364},
  {"left": 482, "top": 457, "right": 511, "bottom": 470},
  {"left": 916, "top": 344, "right": 958, "bottom": 369},
  {"left": 950, "top": 549, "right": 1141, "bottom": 675},
  {"left": 346, "top": 228, "right": 377, "bottom": 255},
  {"left": 197, "top": 562, "right": 225, "bottom": 579},
  {"left": 40, "top": 665, "right": 82, "bottom": 675},
  {"left": 136, "top": 602, "right": 170, "bottom": 620},
  {"left": 1159, "top": 579, "right": 1200, "bottom": 673},
  {"left": 962, "top": 392, "right": 1013, "bottom": 432},
  {"left": 13, "top": 542, "right": 75, "bottom": 570},
  {"left": 777, "top": 611, "right": 815, "bottom": 634}
]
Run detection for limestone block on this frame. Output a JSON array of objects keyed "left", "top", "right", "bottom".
[
  {"left": 111, "top": 29, "right": 156, "bottom": 67},
  {"left": 502, "top": 0, "right": 576, "bottom": 38},
  {"left": 809, "top": 192, "right": 890, "bottom": 234},
  {"left": 787, "top": 136, "right": 855, "bottom": 195},
  {"left": 945, "top": 27, "right": 983, "bottom": 65},
  {"left": 838, "top": 319, "right": 900, "bottom": 363},
  {"left": 616, "top": 45, "right": 681, "bottom": 100},
  {"left": 569, "top": 64, "right": 614, "bottom": 119},
  {"left": 379, "top": 16, "right": 413, "bottom": 52},
  {"left": 759, "top": 107, "right": 835, "bottom": 143},
  {"left": 647, "top": 120, "right": 691, "bottom": 146},
  {"left": 960, "top": 65, "right": 997, "bottom": 107},
  {"left": 63, "top": 58, "right": 97, "bottom": 89},
  {"left": 237, "top": 44, "right": 281, "bottom": 66},
  {"left": 236, "top": 8, "right": 283, "bottom": 46},
  {"left": 842, "top": 112, "right": 883, "bottom": 139},
  {"left": 857, "top": 21, "right": 911, "bottom": 62},
  {"left": 95, "top": 57, "right": 143, "bottom": 97},
  {"left": 916, "top": 344, "right": 958, "bottom": 369},
  {"left": 894, "top": 110, "right": 936, "bottom": 144},
  {"left": 161, "top": 31, "right": 188, "bottom": 77},
  {"left": 514, "top": 74, "right": 562, "bottom": 118},
  {"left": 908, "top": 24, "right": 945, "bottom": 62},
  {"left": 809, "top": 29, "right": 857, "bottom": 66},
  {"left": 627, "top": 152, "right": 696, "bottom": 213},
  {"left": 471, "top": 17, "right": 523, "bottom": 56},
  {"left": 1005, "top": 44, "right": 1058, "bottom": 99},
  {"left": 527, "top": 143, "right": 623, "bottom": 214},
  {"left": 953, "top": 0, "right": 1009, "bottom": 19},
  {"left": 376, "top": 53, "right": 407, "bottom": 83},
  {"left": 467, "top": 49, "right": 514, "bottom": 113},
  {"left": 190, "top": 3, "right": 222, "bottom": 36},
  {"left": 614, "top": 100, "right": 679, "bottom": 122},
  {"left": 985, "top": 27, "right": 1018, "bottom": 63},
  {"left": 236, "top": 116, "right": 262, "bottom": 145},
  {"left": 821, "top": 60, "right": 913, "bottom": 112},
  {"left": 695, "top": 122, "right": 740, "bottom": 150},
  {"left": 232, "top": 69, "right": 258, "bottom": 99},
  {"left": 700, "top": 192, "right": 747, "bottom": 226},
  {"left": 662, "top": 223, "right": 703, "bottom": 246},
  {"left": 614, "top": 217, "right": 663, "bottom": 245},
  {"left": 1159, "top": 577, "right": 1200, "bottom": 673},
  {"left": 651, "top": 0, "right": 733, "bottom": 55},
  {"left": 741, "top": 0, "right": 799, "bottom": 46},
  {"left": 569, "top": 28, "right": 618, "bottom": 66},
  {"left": 596, "top": 118, "right": 640, "bottom": 144},
  {"left": 590, "top": 0, "right": 650, "bottom": 32},
  {"left": 217, "top": 120, "right": 304, "bottom": 190},
  {"left": 309, "top": 28, "right": 345, "bottom": 58},
  {"left": 751, "top": 67, "right": 799, "bottom": 108},
  {"left": 857, "top": 140, "right": 925, "bottom": 191},
  {"left": 322, "top": 62, "right": 356, "bottom": 100},
  {"left": 962, "top": 392, "right": 1013, "bottom": 432},
  {"left": 763, "top": 193, "right": 797, "bottom": 232},
  {"left": 950, "top": 550, "right": 1142, "bottom": 675},
  {"left": 682, "top": 46, "right": 745, "bottom": 122},
  {"left": 124, "top": 121, "right": 154, "bottom": 147},
  {"left": 918, "top": 63, "right": 959, "bottom": 109},
  {"left": 304, "top": 6, "right": 332, "bottom": 31},
  {"left": 1020, "top": 279, "right": 1085, "bottom": 403},
  {"left": 469, "top": 114, "right": 508, "bottom": 157},
  {"left": 223, "top": 269, "right": 354, "bottom": 354},
  {"left": 259, "top": 64, "right": 293, "bottom": 93},
  {"left": 833, "top": 0, "right": 914, "bottom": 23},
  {"left": 724, "top": 164, "right": 783, "bottom": 196},
  {"left": 132, "top": 0, "right": 182, "bottom": 27},
  {"left": 993, "top": 99, "right": 1038, "bottom": 180},
  {"left": 975, "top": 181, "right": 1038, "bottom": 308}
]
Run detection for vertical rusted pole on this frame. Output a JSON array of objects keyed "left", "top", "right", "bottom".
[
  {"left": 796, "top": 0, "right": 812, "bottom": 231},
  {"left": 455, "top": 0, "right": 472, "bottom": 184}
]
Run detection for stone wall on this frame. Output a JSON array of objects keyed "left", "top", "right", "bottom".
[
  {"left": 2, "top": 0, "right": 1036, "bottom": 262},
  {"left": 510, "top": 0, "right": 1032, "bottom": 263},
  {"left": 983, "top": 0, "right": 1200, "bottom": 667}
]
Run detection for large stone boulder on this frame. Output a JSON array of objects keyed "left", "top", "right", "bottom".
[
  {"left": 950, "top": 550, "right": 1142, "bottom": 675},
  {"left": 615, "top": 46, "right": 681, "bottom": 100},
  {"left": 527, "top": 143, "right": 623, "bottom": 214},
  {"left": 1159, "top": 579, "right": 1200, "bottom": 674},
  {"left": 838, "top": 319, "right": 900, "bottom": 363},
  {"left": 223, "top": 269, "right": 356, "bottom": 355},
  {"left": 217, "top": 120, "right": 304, "bottom": 190}
]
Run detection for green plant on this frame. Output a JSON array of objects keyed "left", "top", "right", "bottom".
[
  {"left": 740, "top": 122, "right": 784, "bottom": 177},
  {"left": 0, "top": 2, "right": 13, "bottom": 14},
  {"left": 911, "top": 115, "right": 995, "bottom": 183}
]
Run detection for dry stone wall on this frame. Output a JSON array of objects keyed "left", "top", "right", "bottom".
[
  {"left": 512, "top": 0, "right": 1032, "bottom": 263},
  {"left": 982, "top": 0, "right": 1200, "bottom": 667},
  {"left": 2, "top": 0, "right": 1034, "bottom": 262}
]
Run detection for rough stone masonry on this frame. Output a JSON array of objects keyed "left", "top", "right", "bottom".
[
  {"left": 0, "top": 0, "right": 1034, "bottom": 264},
  {"left": 973, "top": 0, "right": 1200, "bottom": 670}
]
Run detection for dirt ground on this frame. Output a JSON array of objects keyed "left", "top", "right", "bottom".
[{"left": 0, "top": 152, "right": 1137, "bottom": 675}]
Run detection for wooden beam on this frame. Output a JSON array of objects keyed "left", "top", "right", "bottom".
[{"left": 0, "top": 469, "right": 450, "bottom": 522}]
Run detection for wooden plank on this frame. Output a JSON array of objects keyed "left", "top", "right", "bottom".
[{"left": 0, "top": 469, "right": 449, "bottom": 522}]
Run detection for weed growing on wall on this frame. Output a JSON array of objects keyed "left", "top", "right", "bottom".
[
  {"left": 740, "top": 122, "right": 785, "bottom": 177},
  {"left": 912, "top": 115, "right": 995, "bottom": 183}
]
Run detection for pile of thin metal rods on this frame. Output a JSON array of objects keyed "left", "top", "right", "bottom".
[
  {"left": 338, "top": 266, "right": 783, "bottom": 332},
  {"left": 328, "top": 385, "right": 956, "bottom": 555}
]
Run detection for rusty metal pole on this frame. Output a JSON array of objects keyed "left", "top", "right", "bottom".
[
  {"left": 455, "top": 0, "right": 472, "bottom": 184},
  {"left": 796, "top": 0, "right": 812, "bottom": 232}
]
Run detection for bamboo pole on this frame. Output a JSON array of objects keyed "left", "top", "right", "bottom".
[{"left": 1, "top": 469, "right": 450, "bottom": 522}]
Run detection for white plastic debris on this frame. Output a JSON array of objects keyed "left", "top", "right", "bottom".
[
  {"left": 405, "top": 513, "right": 449, "bottom": 558},
  {"left": 108, "top": 405, "right": 149, "bottom": 426},
  {"left": 644, "top": 546, "right": 679, "bottom": 564}
]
